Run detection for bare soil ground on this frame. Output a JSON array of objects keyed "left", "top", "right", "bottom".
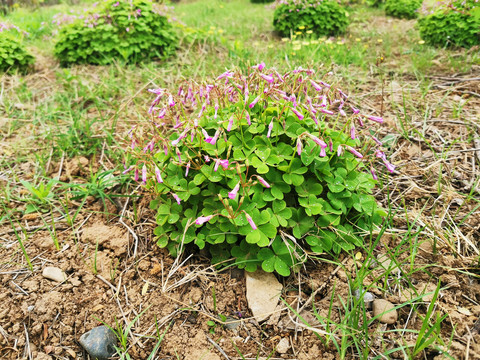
[{"left": 1, "top": 11, "right": 480, "bottom": 360}]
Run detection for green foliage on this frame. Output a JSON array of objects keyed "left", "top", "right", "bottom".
[
  {"left": 385, "top": 0, "right": 422, "bottom": 19},
  {"left": 251, "top": 0, "right": 275, "bottom": 3},
  {"left": 0, "top": 30, "right": 34, "bottom": 73},
  {"left": 127, "top": 65, "right": 392, "bottom": 276},
  {"left": 417, "top": 1, "right": 480, "bottom": 48},
  {"left": 273, "top": 0, "right": 349, "bottom": 38},
  {"left": 54, "top": 0, "right": 177, "bottom": 65}
]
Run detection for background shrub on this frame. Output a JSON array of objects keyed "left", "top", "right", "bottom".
[
  {"left": 418, "top": 0, "right": 480, "bottom": 48},
  {"left": 273, "top": 0, "right": 349, "bottom": 38},
  {"left": 54, "top": 0, "right": 177, "bottom": 66},
  {"left": 385, "top": 0, "right": 422, "bottom": 19},
  {"left": 0, "top": 23, "right": 34, "bottom": 73},
  {"left": 251, "top": 0, "right": 275, "bottom": 3},
  {"left": 126, "top": 65, "right": 392, "bottom": 276}
]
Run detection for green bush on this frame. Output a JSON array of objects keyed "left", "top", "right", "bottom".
[
  {"left": 126, "top": 65, "right": 392, "bottom": 276},
  {"left": 385, "top": 0, "right": 422, "bottom": 19},
  {"left": 251, "top": 0, "right": 275, "bottom": 3},
  {"left": 0, "top": 24, "right": 34, "bottom": 73},
  {"left": 54, "top": 0, "right": 177, "bottom": 66},
  {"left": 273, "top": 0, "right": 349, "bottom": 38},
  {"left": 417, "top": 1, "right": 480, "bottom": 48}
]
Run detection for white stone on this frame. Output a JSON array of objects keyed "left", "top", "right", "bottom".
[
  {"left": 276, "top": 337, "right": 290, "bottom": 354},
  {"left": 42, "top": 267, "right": 66, "bottom": 282},
  {"left": 246, "top": 270, "right": 283, "bottom": 322}
]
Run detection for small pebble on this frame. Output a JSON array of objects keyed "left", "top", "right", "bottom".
[
  {"left": 79, "top": 326, "right": 117, "bottom": 360},
  {"left": 353, "top": 289, "right": 375, "bottom": 309},
  {"left": 276, "top": 337, "right": 290, "bottom": 354},
  {"left": 372, "top": 299, "right": 398, "bottom": 324},
  {"left": 223, "top": 316, "right": 240, "bottom": 330},
  {"left": 42, "top": 267, "right": 66, "bottom": 282}
]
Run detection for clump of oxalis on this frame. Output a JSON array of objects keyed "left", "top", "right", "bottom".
[{"left": 125, "top": 64, "right": 393, "bottom": 276}]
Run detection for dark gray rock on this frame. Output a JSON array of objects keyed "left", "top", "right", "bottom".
[{"left": 79, "top": 326, "right": 117, "bottom": 360}]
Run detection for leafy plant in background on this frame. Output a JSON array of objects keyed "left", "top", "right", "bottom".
[
  {"left": 273, "top": 0, "right": 349, "bottom": 38},
  {"left": 0, "top": 23, "right": 34, "bottom": 73},
  {"left": 385, "top": 0, "right": 422, "bottom": 19},
  {"left": 126, "top": 64, "right": 393, "bottom": 276},
  {"left": 417, "top": 0, "right": 480, "bottom": 48},
  {"left": 251, "top": 0, "right": 275, "bottom": 3},
  {"left": 54, "top": 0, "right": 177, "bottom": 65}
]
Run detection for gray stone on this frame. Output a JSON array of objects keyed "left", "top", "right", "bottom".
[
  {"left": 79, "top": 326, "right": 117, "bottom": 360},
  {"left": 246, "top": 270, "right": 283, "bottom": 322},
  {"left": 42, "top": 267, "right": 66, "bottom": 282},
  {"left": 354, "top": 289, "right": 375, "bottom": 309},
  {"left": 377, "top": 254, "right": 401, "bottom": 275},
  {"left": 222, "top": 316, "right": 240, "bottom": 330},
  {"left": 372, "top": 299, "right": 398, "bottom": 324}
]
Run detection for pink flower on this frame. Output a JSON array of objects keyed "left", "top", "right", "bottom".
[
  {"left": 195, "top": 215, "right": 214, "bottom": 225},
  {"left": 257, "top": 176, "right": 270, "bottom": 188},
  {"left": 383, "top": 159, "right": 395, "bottom": 173},
  {"left": 246, "top": 112, "right": 251, "bottom": 125},
  {"left": 142, "top": 164, "right": 147, "bottom": 185},
  {"left": 214, "top": 103, "right": 219, "bottom": 119},
  {"left": 219, "top": 159, "right": 229, "bottom": 170},
  {"left": 210, "top": 129, "right": 220, "bottom": 145},
  {"left": 216, "top": 71, "right": 234, "bottom": 81},
  {"left": 260, "top": 73, "right": 274, "bottom": 83},
  {"left": 176, "top": 148, "right": 182, "bottom": 162},
  {"left": 204, "top": 155, "right": 210, "bottom": 163},
  {"left": 122, "top": 166, "right": 133, "bottom": 175},
  {"left": 350, "top": 124, "right": 356, "bottom": 140},
  {"left": 267, "top": 120, "right": 273, "bottom": 138},
  {"left": 228, "top": 182, "right": 240, "bottom": 199},
  {"left": 310, "top": 135, "right": 327, "bottom": 149},
  {"left": 163, "top": 144, "right": 168, "bottom": 156},
  {"left": 126, "top": 27, "right": 130, "bottom": 32},
  {"left": 245, "top": 212, "right": 257, "bottom": 230},
  {"left": 155, "top": 166, "right": 163, "bottom": 183},
  {"left": 309, "top": 79, "right": 322, "bottom": 91},
  {"left": 297, "top": 138, "right": 303, "bottom": 155},
  {"left": 168, "top": 95, "right": 175, "bottom": 107},
  {"left": 370, "top": 167, "right": 378, "bottom": 180},
  {"left": 372, "top": 136, "right": 383, "bottom": 146},
  {"left": 254, "top": 62, "right": 265, "bottom": 71},
  {"left": 346, "top": 146, "right": 363, "bottom": 159},
  {"left": 337, "top": 145, "right": 343, "bottom": 157},
  {"left": 329, "top": 140, "right": 333, "bottom": 152},
  {"left": 290, "top": 107, "right": 304, "bottom": 120},
  {"left": 227, "top": 116, "right": 234, "bottom": 132},
  {"left": 351, "top": 106, "right": 360, "bottom": 114},
  {"left": 214, "top": 159, "right": 229, "bottom": 172},
  {"left": 319, "top": 108, "right": 334, "bottom": 116},
  {"left": 134, "top": 168, "right": 139, "bottom": 181},
  {"left": 172, "top": 193, "right": 181, "bottom": 205},
  {"left": 249, "top": 96, "right": 260, "bottom": 108},
  {"left": 366, "top": 115, "right": 383, "bottom": 123}
]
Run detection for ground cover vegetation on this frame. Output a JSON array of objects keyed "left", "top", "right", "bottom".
[
  {"left": 385, "top": 0, "right": 423, "bottom": 19},
  {"left": 0, "top": 0, "right": 480, "bottom": 359},
  {"left": 417, "top": 0, "right": 480, "bottom": 48},
  {"left": 0, "top": 22, "right": 34, "bottom": 73}
]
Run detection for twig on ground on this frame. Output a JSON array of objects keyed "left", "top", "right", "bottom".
[{"left": 206, "top": 335, "right": 230, "bottom": 360}]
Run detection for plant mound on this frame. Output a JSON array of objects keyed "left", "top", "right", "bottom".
[
  {"left": 126, "top": 64, "right": 393, "bottom": 276},
  {"left": 273, "top": 0, "right": 349, "bottom": 38},
  {"left": 0, "top": 23, "right": 34, "bottom": 73},
  {"left": 251, "top": 0, "right": 275, "bottom": 3},
  {"left": 417, "top": 0, "right": 480, "bottom": 48},
  {"left": 385, "top": 0, "right": 422, "bottom": 19},
  {"left": 54, "top": 0, "right": 177, "bottom": 66}
]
